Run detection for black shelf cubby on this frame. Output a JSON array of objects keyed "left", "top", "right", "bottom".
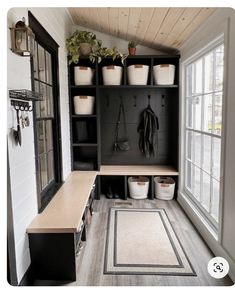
[
  {"left": 100, "top": 175, "right": 126, "bottom": 200},
  {"left": 72, "top": 117, "right": 97, "bottom": 144},
  {"left": 73, "top": 146, "right": 98, "bottom": 171}
]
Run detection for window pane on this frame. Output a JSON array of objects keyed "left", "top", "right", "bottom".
[
  {"left": 215, "top": 45, "right": 224, "bottom": 91},
  {"left": 186, "top": 64, "right": 193, "bottom": 97},
  {"left": 186, "top": 130, "right": 193, "bottom": 161},
  {"left": 186, "top": 98, "right": 193, "bottom": 128},
  {"left": 211, "top": 179, "right": 220, "bottom": 221},
  {"left": 194, "top": 59, "right": 203, "bottom": 94},
  {"left": 186, "top": 160, "right": 192, "bottom": 191},
  {"left": 45, "top": 120, "right": 53, "bottom": 151},
  {"left": 204, "top": 52, "right": 214, "bottom": 93},
  {"left": 202, "top": 135, "right": 211, "bottom": 174},
  {"left": 33, "top": 43, "right": 39, "bottom": 79},
  {"left": 39, "top": 155, "right": 48, "bottom": 190},
  {"left": 46, "top": 85, "right": 54, "bottom": 117},
  {"left": 193, "top": 165, "right": 201, "bottom": 201},
  {"left": 203, "top": 94, "right": 212, "bottom": 133},
  {"left": 37, "top": 121, "right": 45, "bottom": 155},
  {"left": 38, "top": 44, "right": 46, "bottom": 82},
  {"left": 194, "top": 96, "right": 201, "bottom": 130},
  {"left": 193, "top": 132, "right": 201, "bottom": 167},
  {"left": 212, "top": 137, "right": 221, "bottom": 180},
  {"left": 214, "top": 93, "right": 222, "bottom": 136},
  {"left": 39, "top": 82, "right": 48, "bottom": 117},
  {"left": 47, "top": 151, "right": 55, "bottom": 183},
  {"left": 201, "top": 172, "right": 211, "bottom": 212},
  {"left": 45, "top": 51, "right": 52, "bottom": 85}
]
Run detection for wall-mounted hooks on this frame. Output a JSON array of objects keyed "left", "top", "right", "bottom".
[
  {"left": 161, "top": 95, "right": 165, "bottom": 109},
  {"left": 119, "top": 95, "right": 123, "bottom": 105},
  {"left": 11, "top": 100, "right": 33, "bottom": 112},
  {"left": 148, "top": 95, "right": 151, "bottom": 107},
  {"left": 106, "top": 95, "right": 109, "bottom": 107},
  {"left": 133, "top": 95, "right": 137, "bottom": 107}
]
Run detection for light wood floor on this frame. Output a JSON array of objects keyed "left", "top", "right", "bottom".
[{"left": 34, "top": 196, "right": 233, "bottom": 286}]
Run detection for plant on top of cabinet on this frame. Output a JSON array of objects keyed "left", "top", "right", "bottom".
[
  {"left": 128, "top": 40, "right": 138, "bottom": 55},
  {"left": 66, "top": 30, "right": 101, "bottom": 64},
  {"left": 90, "top": 45, "right": 127, "bottom": 64}
]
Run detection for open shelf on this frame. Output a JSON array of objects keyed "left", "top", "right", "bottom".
[
  {"left": 99, "top": 85, "right": 178, "bottom": 89},
  {"left": 72, "top": 143, "right": 98, "bottom": 147},
  {"left": 72, "top": 114, "right": 97, "bottom": 118}
]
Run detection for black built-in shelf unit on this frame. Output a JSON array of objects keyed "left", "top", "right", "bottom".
[{"left": 68, "top": 55, "right": 179, "bottom": 171}]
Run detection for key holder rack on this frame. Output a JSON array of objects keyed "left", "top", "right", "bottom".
[{"left": 11, "top": 100, "right": 33, "bottom": 112}]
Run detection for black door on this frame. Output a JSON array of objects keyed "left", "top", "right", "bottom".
[{"left": 29, "top": 11, "right": 62, "bottom": 212}]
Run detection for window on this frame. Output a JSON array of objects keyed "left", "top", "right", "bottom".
[
  {"left": 29, "top": 11, "right": 62, "bottom": 212},
  {"left": 184, "top": 38, "right": 224, "bottom": 229}
]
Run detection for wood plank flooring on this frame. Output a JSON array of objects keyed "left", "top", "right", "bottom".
[{"left": 34, "top": 196, "right": 233, "bottom": 286}]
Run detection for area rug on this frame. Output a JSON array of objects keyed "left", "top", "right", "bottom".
[{"left": 104, "top": 207, "right": 196, "bottom": 276}]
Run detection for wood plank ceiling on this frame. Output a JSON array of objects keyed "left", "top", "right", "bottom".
[{"left": 68, "top": 7, "right": 216, "bottom": 53}]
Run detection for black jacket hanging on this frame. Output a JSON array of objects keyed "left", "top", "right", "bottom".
[{"left": 137, "top": 105, "right": 159, "bottom": 158}]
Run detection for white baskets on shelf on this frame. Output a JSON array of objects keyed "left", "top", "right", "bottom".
[
  {"left": 73, "top": 96, "right": 95, "bottom": 115},
  {"left": 102, "top": 65, "right": 123, "bottom": 85},
  {"left": 127, "top": 64, "right": 149, "bottom": 85},
  {"left": 128, "top": 176, "right": 149, "bottom": 199},
  {"left": 74, "top": 66, "right": 94, "bottom": 85},
  {"left": 154, "top": 177, "right": 175, "bottom": 200},
  {"left": 153, "top": 64, "right": 175, "bottom": 85}
]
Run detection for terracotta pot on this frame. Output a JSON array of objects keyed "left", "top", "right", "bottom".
[
  {"left": 129, "top": 47, "right": 136, "bottom": 55},
  {"left": 79, "top": 43, "right": 92, "bottom": 56}
]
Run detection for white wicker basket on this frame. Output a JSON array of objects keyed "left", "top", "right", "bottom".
[
  {"left": 128, "top": 176, "right": 149, "bottom": 199},
  {"left": 127, "top": 64, "right": 149, "bottom": 85},
  {"left": 153, "top": 64, "right": 175, "bottom": 85},
  {"left": 102, "top": 65, "right": 123, "bottom": 85},
  {"left": 73, "top": 96, "right": 95, "bottom": 115},
  {"left": 154, "top": 177, "right": 175, "bottom": 200},
  {"left": 74, "top": 66, "right": 94, "bottom": 85}
]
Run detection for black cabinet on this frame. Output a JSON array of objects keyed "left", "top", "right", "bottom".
[{"left": 68, "top": 55, "right": 180, "bottom": 171}]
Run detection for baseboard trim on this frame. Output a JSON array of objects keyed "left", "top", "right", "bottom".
[
  {"left": 19, "top": 264, "right": 34, "bottom": 286},
  {"left": 178, "top": 192, "right": 235, "bottom": 283}
]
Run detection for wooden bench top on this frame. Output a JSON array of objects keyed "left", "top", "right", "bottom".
[{"left": 27, "top": 165, "right": 178, "bottom": 234}]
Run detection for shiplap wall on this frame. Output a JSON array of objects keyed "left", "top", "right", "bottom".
[
  {"left": 7, "top": 7, "right": 72, "bottom": 283},
  {"left": 179, "top": 8, "right": 235, "bottom": 282}
]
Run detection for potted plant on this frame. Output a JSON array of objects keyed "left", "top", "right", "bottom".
[
  {"left": 66, "top": 30, "right": 101, "bottom": 64},
  {"left": 90, "top": 45, "right": 127, "bottom": 64},
  {"left": 128, "top": 40, "right": 138, "bottom": 55}
]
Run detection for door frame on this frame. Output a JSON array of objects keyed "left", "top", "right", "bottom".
[{"left": 28, "top": 11, "right": 63, "bottom": 212}]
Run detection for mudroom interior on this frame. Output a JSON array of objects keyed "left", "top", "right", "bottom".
[{"left": 7, "top": 7, "right": 235, "bottom": 287}]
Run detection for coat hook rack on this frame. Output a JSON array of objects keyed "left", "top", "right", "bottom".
[
  {"left": 11, "top": 100, "right": 33, "bottom": 112},
  {"left": 106, "top": 95, "right": 109, "bottom": 107},
  {"left": 148, "top": 95, "right": 151, "bottom": 107},
  {"left": 133, "top": 95, "right": 137, "bottom": 107}
]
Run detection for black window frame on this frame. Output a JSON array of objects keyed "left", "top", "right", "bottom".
[{"left": 29, "top": 11, "right": 63, "bottom": 212}]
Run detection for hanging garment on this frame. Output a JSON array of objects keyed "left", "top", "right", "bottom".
[
  {"left": 137, "top": 105, "right": 159, "bottom": 158},
  {"left": 113, "top": 99, "right": 130, "bottom": 152}
]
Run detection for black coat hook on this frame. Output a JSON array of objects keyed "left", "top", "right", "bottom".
[
  {"left": 106, "top": 95, "right": 109, "bottom": 107},
  {"left": 133, "top": 95, "right": 137, "bottom": 107},
  {"left": 148, "top": 95, "right": 151, "bottom": 107}
]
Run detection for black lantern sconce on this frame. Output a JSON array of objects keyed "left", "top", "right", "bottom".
[{"left": 10, "top": 17, "right": 35, "bottom": 57}]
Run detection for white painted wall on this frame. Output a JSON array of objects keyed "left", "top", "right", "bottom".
[
  {"left": 72, "top": 24, "right": 163, "bottom": 55},
  {"left": 179, "top": 8, "right": 235, "bottom": 282},
  {"left": 7, "top": 7, "right": 72, "bottom": 283}
]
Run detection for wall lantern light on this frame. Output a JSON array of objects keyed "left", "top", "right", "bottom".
[{"left": 10, "top": 17, "right": 35, "bottom": 57}]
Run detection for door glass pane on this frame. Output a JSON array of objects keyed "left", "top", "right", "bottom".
[
  {"left": 194, "top": 132, "right": 201, "bottom": 167},
  {"left": 48, "top": 150, "right": 55, "bottom": 183},
  {"left": 193, "top": 165, "right": 201, "bottom": 201},
  {"left": 45, "top": 51, "right": 52, "bottom": 85},
  {"left": 39, "top": 155, "right": 48, "bottom": 190},
  {"left": 186, "top": 98, "right": 193, "bottom": 128},
  {"left": 194, "top": 96, "right": 201, "bottom": 130},
  {"left": 46, "top": 85, "right": 54, "bottom": 117},
  {"left": 186, "top": 160, "right": 192, "bottom": 191},
  {"left": 45, "top": 120, "right": 53, "bottom": 151},
  {"left": 211, "top": 179, "right": 220, "bottom": 221},
  {"left": 186, "top": 64, "right": 193, "bottom": 97},
  {"left": 201, "top": 172, "right": 211, "bottom": 212},
  {"left": 194, "top": 59, "right": 203, "bottom": 94},
  {"left": 37, "top": 121, "right": 45, "bottom": 155},
  {"left": 204, "top": 52, "right": 214, "bottom": 93},
  {"left": 33, "top": 42, "right": 39, "bottom": 79},
  {"left": 203, "top": 94, "right": 212, "bottom": 133},
  {"left": 212, "top": 137, "right": 221, "bottom": 180},
  {"left": 214, "top": 93, "right": 222, "bottom": 136},
  {"left": 39, "top": 82, "right": 48, "bottom": 117},
  {"left": 202, "top": 135, "right": 211, "bottom": 174},
  {"left": 215, "top": 45, "right": 224, "bottom": 91},
  {"left": 186, "top": 130, "right": 193, "bottom": 161},
  {"left": 38, "top": 44, "right": 46, "bottom": 82}
]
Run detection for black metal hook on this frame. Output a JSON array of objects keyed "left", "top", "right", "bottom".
[
  {"left": 133, "top": 95, "right": 137, "bottom": 107},
  {"left": 106, "top": 95, "right": 109, "bottom": 107},
  {"left": 148, "top": 95, "right": 151, "bottom": 107}
]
